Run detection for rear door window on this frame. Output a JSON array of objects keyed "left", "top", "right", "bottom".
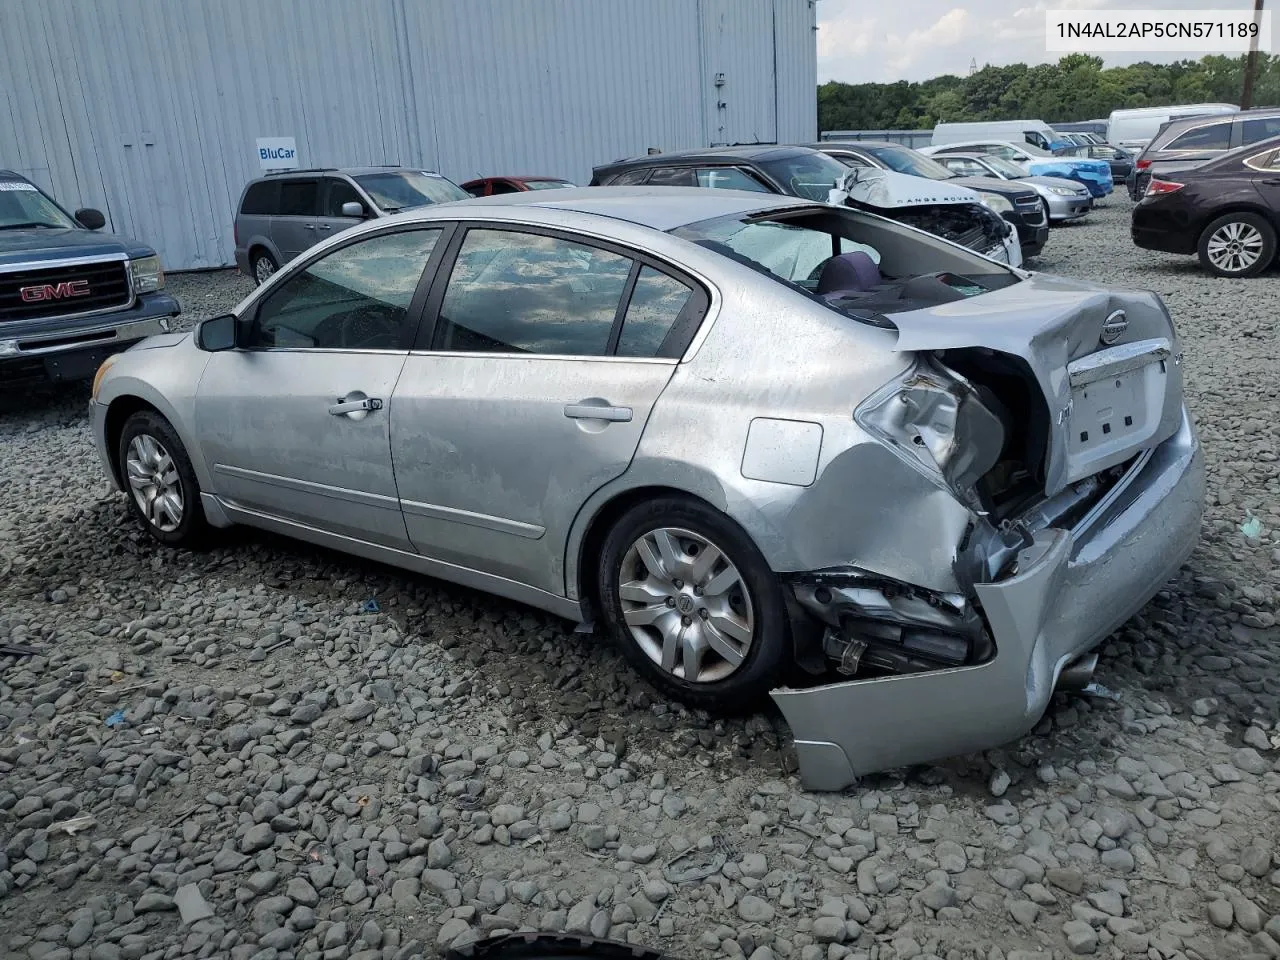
[
  {"left": 1166, "top": 122, "right": 1231, "bottom": 151},
  {"left": 240, "top": 181, "right": 278, "bottom": 215},
  {"left": 695, "top": 168, "right": 770, "bottom": 191},
  {"left": 615, "top": 267, "right": 697, "bottom": 358},
  {"left": 607, "top": 168, "right": 651, "bottom": 185},
  {"left": 645, "top": 167, "right": 698, "bottom": 187},
  {"left": 278, "top": 179, "right": 320, "bottom": 216}
]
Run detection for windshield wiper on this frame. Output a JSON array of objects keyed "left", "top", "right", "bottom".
[{"left": 0, "top": 221, "right": 59, "bottom": 230}]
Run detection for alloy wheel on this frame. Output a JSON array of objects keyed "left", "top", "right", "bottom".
[
  {"left": 618, "top": 527, "right": 754, "bottom": 683},
  {"left": 1206, "top": 221, "right": 1265, "bottom": 274},
  {"left": 253, "top": 256, "right": 276, "bottom": 284},
  {"left": 125, "top": 433, "right": 184, "bottom": 533}
]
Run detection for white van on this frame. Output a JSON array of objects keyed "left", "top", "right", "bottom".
[
  {"left": 932, "top": 121, "right": 1065, "bottom": 152},
  {"left": 1106, "top": 103, "right": 1238, "bottom": 151}
]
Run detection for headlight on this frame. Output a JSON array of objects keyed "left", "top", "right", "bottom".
[
  {"left": 91, "top": 355, "right": 118, "bottom": 401},
  {"left": 1047, "top": 186, "right": 1077, "bottom": 196},
  {"left": 978, "top": 192, "right": 1013, "bottom": 215},
  {"left": 128, "top": 255, "right": 165, "bottom": 294}
]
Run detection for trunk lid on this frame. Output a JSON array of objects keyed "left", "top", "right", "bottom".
[{"left": 892, "top": 271, "right": 1184, "bottom": 496}]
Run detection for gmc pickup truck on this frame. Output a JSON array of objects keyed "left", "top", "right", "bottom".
[{"left": 1, "top": 170, "right": 180, "bottom": 385}]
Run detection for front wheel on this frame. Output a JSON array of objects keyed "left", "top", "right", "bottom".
[
  {"left": 596, "top": 496, "right": 789, "bottom": 711},
  {"left": 117, "top": 411, "right": 208, "bottom": 547},
  {"left": 1197, "top": 212, "right": 1276, "bottom": 277},
  {"left": 251, "top": 249, "right": 278, "bottom": 285}
]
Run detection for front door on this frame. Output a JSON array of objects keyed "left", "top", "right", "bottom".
[
  {"left": 390, "top": 225, "right": 708, "bottom": 595},
  {"left": 196, "top": 226, "right": 447, "bottom": 549}
]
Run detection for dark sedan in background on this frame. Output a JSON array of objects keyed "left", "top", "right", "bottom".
[
  {"left": 1132, "top": 133, "right": 1280, "bottom": 277},
  {"left": 812, "top": 140, "right": 1050, "bottom": 258}
]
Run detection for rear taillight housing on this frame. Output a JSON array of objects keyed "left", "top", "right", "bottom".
[
  {"left": 1136, "top": 159, "right": 1151, "bottom": 170},
  {"left": 1146, "top": 179, "right": 1184, "bottom": 196}
]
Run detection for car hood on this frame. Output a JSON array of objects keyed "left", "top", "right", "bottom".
[
  {"left": 0, "top": 227, "right": 154, "bottom": 268},
  {"left": 945, "top": 176, "right": 1038, "bottom": 201},
  {"left": 830, "top": 167, "right": 980, "bottom": 209},
  {"left": 890, "top": 271, "right": 1183, "bottom": 496},
  {"left": 1019, "top": 175, "right": 1089, "bottom": 194},
  {"left": 1025, "top": 157, "right": 1112, "bottom": 180},
  {"left": 128, "top": 332, "right": 190, "bottom": 351}
]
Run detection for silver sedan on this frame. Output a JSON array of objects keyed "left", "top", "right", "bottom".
[
  {"left": 90, "top": 187, "right": 1204, "bottom": 789},
  {"left": 933, "top": 152, "right": 1095, "bottom": 222}
]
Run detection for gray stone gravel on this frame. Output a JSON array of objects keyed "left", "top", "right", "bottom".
[{"left": 2, "top": 204, "right": 1279, "bottom": 960}]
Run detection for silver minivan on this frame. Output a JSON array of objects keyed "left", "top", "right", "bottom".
[{"left": 233, "top": 167, "right": 470, "bottom": 284}]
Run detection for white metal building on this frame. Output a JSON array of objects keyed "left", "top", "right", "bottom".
[{"left": 1, "top": 0, "right": 818, "bottom": 270}]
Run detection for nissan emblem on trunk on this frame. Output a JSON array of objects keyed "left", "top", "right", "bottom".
[{"left": 1100, "top": 309, "right": 1128, "bottom": 344}]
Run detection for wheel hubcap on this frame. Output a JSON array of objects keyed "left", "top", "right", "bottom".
[
  {"left": 254, "top": 257, "right": 275, "bottom": 283},
  {"left": 125, "top": 434, "right": 183, "bottom": 532},
  {"left": 618, "top": 527, "right": 754, "bottom": 683},
  {"left": 1207, "top": 222, "right": 1264, "bottom": 272}
]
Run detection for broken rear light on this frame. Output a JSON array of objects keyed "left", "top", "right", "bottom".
[{"left": 1145, "top": 179, "right": 1184, "bottom": 196}]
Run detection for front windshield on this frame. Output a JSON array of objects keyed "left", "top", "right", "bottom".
[
  {"left": 0, "top": 182, "right": 77, "bottom": 229},
  {"left": 982, "top": 156, "right": 1030, "bottom": 179},
  {"left": 757, "top": 152, "right": 852, "bottom": 201},
  {"left": 355, "top": 171, "right": 470, "bottom": 211},
  {"left": 524, "top": 179, "right": 575, "bottom": 190},
  {"left": 861, "top": 146, "right": 956, "bottom": 180}
]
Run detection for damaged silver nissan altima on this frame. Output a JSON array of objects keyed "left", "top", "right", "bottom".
[{"left": 89, "top": 187, "right": 1204, "bottom": 790}]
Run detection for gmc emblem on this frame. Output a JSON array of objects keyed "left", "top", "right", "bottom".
[{"left": 19, "top": 280, "right": 91, "bottom": 303}]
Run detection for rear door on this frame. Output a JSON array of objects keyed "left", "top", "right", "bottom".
[
  {"left": 390, "top": 224, "right": 708, "bottom": 595},
  {"left": 272, "top": 178, "right": 321, "bottom": 262}
]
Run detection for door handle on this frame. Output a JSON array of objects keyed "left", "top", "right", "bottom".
[
  {"left": 303, "top": 224, "right": 316, "bottom": 230},
  {"left": 563, "top": 402, "right": 632, "bottom": 422},
  {"left": 318, "top": 223, "right": 332, "bottom": 231},
  {"left": 328, "top": 397, "right": 383, "bottom": 416}
]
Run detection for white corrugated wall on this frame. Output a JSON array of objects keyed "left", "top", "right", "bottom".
[{"left": 0, "top": 0, "right": 816, "bottom": 270}]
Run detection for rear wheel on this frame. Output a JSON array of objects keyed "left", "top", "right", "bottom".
[
  {"left": 251, "top": 248, "right": 278, "bottom": 285},
  {"left": 117, "top": 411, "right": 208, "bottom": 548},
  {"left": 596, "top": 496, "right": 789, "bottom": 710},
  {"left": 1197, "top": 212, "right": 1275, "bottom": 277}
]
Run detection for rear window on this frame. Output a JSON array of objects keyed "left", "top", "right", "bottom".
[
  {"left": 605, "top": 168, "right": 651, "bottom": 186},
  {"left": 524, "top": 179, "right": 575, "bottom": 190},
  {"left": 240, "top": 181, "right": 278, "bottom": 215},
  {"left": 1166, "top": 122, "right": 1231, "bottom": 151}
]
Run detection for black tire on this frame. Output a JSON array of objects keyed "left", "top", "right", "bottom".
[
  {"left": 117, "top": 410, "right": 209, "bottom": 548},
  {"left": 1197, "top": 212, "right": 1276, "bottom": 278},
  {"left": 1040, "top": 198, "right": 1051, "bottom": 226},
  {"left": 596, "top": 495, "right": 789, "bottom": 711},
  {"left": 250, "top": 247, "right": 278, "bottom": 285}
]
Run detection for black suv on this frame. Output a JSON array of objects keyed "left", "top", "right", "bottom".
[
  {"left": 591, "top": 146, "right": 1016, "bottom": 263},
  {"left": 811, "top": 141, "right": 1049, "bottom": 258},
  {"left": 1130, "top": 108, "right": 1280, "bottom": 199}
]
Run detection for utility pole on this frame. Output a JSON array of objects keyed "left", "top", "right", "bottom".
[{"left": 1242, "top": 0, "right": 1265, "bottom": 109}]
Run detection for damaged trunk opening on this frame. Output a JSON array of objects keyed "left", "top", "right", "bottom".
[{"left": 801, "top": 348, "right": 1137, "bottom": 685}]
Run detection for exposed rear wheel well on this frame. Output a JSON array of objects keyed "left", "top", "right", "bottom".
[
  {"left": 575, "top": 486, "right": 722, "bottom": 618},
  {"left": 104, "top": 396, "right": 162, "bottom": 486}
]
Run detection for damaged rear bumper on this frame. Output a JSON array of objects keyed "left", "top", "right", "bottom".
[{"left": 770, "top": 406, "right": 1204, "bottom": 791}]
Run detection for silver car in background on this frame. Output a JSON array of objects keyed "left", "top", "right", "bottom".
[
  {"left": 933, "top": 153, "right": 1094, "bottom": 222},
  {"left": 90, "top": 187, "right": 1204, "bottom": 790}
]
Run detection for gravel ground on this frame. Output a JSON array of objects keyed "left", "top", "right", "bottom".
[{"left": 1, "top": 201, "right": 1278, "bottom": 960}]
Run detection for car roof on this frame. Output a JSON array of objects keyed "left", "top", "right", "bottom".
[
  {"left": 407, "top": 185, "right": 813, "bottom": 232},
  {"left": 597, "top": 145, "right": 815, "bottom": 170},
  {"left": 932, "top": 140, "right": 1024, "bottom": 150},
  {"left": 259, "top": 166, "right": 446, "bottom": 179},
  {"left": 0, "top": 169, "right": 28, "bottom": 180},
  {"left": 812, "top": 140, "right": 905, "bottom": 152}
]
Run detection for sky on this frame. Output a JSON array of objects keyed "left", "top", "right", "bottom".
[{"left": 816, "top": 0, "right": 1266, "bottom": 83}]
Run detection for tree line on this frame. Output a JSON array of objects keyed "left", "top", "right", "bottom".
[{"left": 818, "top": 53, "right": 1280, "bottom": 131}]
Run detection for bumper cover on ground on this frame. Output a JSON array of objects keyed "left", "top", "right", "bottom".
[{"left": 771, "top": 407, "right": 1204, "bottom": 791}]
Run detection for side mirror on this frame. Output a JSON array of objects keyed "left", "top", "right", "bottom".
[
  {"left": 75, "top": 208, "right": 106, "bottom": 230},
  {"left": 196, "top": 313, "right": 238, "bottom": 352},
  {"left": 340, "top": 201, "right": 366, "bottom": 218}
]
